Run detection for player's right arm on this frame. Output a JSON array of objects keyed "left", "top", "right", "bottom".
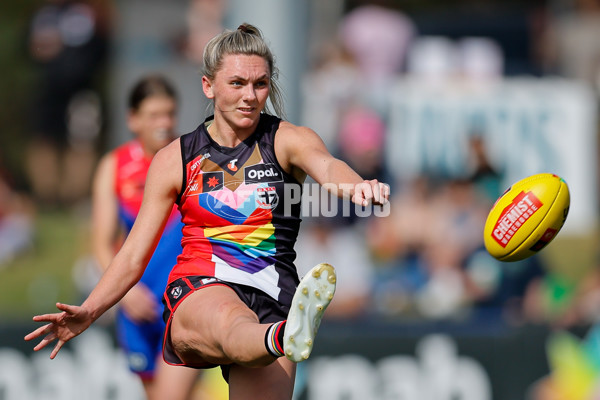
[
  {"left": 25, "top": 138, "right": 183, "bottom": 358},
  {"left": 91, "top": 151, "right": 159, "bottom": 322},
  {"left": 91, "top": 152, "right": 120, "bottom": 271}
]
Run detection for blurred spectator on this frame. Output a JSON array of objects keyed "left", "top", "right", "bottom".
[
  {"left": 366, "top": 176, "right": 515, "bottom": 319},
  {"left": 406, "top": 36, "right": 458, "bottom": 87},
  {"left": 467, "top": 250, "right": 547, "bottom": 323},
  {"left": 339, "top": 5, "right": 416, "bottom": 82},
  {"left": 457, "top": 37, "right": 504, "bottom": 84},
  {"left": 542, "top": 0, "right": 600, "bottom": 93},
  {"left": 180, "top": 0, "right": 225, "bottom": 65},
  {"left": 0, "top": 163, "right": 35, "bottom": 266},
  {"left": 295, "top": 217, "right": 375, "bottom": 319},
  {"left": 25, "top": 0, "right": 110, "bottom": 208},
  {"left": 336, "top": 103, "right": 387, "bottom": 181},
  {"left": 521, "top": 263, "right": 600, "bottom": 328},
  {"left": 406, "top": 35, "right": 504, "bottom": 89},
  {"left": 339, "top": 4, "right": 416, "bottom": 115},
  {"left": 414, "top": 179, "right": 491, "bottom": 318},
  {"left": 465, "top": 134, "right": 503, "bottom": 202},
  {"left": 300, "top": 39, "right": 361, "bottom": 151},
  {"left": 301, "top": 4, "right": 415, "bottom": 149}
]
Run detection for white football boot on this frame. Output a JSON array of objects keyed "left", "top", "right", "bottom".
[{"left": 284, "top": 263, "right": 336, "bottom": 362}]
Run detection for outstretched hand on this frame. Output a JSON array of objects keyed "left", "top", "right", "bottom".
[
  {"left": 24, "top": 302, "right": 94, "bottom": 359},
  {"left": 352, "top": 179, "right": 390, "bottom": 207}
]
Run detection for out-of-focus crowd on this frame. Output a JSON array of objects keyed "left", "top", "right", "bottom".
[
  {"left": 294, "top": 0, "right": 600, "bottom": 329},
  {"left": 2, "top": 0, "right": 600, "bottom": 332}
]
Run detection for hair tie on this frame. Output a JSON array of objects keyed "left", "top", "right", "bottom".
[{"left": 237, "top": 24, "right": 251, "bottom": 33}]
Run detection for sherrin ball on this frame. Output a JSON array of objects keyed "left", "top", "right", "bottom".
[{"left": 483, "top": 173, "right": 570, "bottom": 262}]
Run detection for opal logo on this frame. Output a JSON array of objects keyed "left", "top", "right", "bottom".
[{"left": 244, "top": 163, "right": 283, "bottom": 184}]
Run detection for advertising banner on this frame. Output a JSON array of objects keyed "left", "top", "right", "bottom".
[{"left": 386, "top": 78, "right": 598, "bottom": 235}]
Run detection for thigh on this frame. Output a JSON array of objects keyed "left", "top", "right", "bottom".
[
  {"left": 228, "top": 357, "right": 296, "bottom": 400},
  {"left": 170, "top": 284, "right": 260, "bottom": 365}
]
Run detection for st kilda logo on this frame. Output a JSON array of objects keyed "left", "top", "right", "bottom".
[{"left": 256, "top": 186, "right": 279, "bottom": 209}]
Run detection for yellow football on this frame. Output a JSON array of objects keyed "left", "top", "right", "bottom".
[{"left": 483, "top": 173, "right": 570, "bottom": 262}]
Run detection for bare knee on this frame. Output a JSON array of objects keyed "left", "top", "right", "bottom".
[{"left": 220, "top": 312, "right": 275, "bottom": 367}]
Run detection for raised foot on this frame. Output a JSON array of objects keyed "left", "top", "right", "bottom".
[{"left": 283, "top": 263, "right": 336, "bottom": 363}]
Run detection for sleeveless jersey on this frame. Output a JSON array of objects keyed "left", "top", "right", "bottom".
[
  {"left": 114, "top": 140, "right": 184, "bottom": 297},
  {"left": 171, "top": 114, "right": 302, "bottom": 306}
]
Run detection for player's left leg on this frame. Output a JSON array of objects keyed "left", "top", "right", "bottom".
[{"left": 228, "top": 357, "right": 296, "bottom": 400}]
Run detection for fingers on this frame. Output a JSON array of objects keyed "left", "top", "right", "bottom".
[
  {"left": 24, "top": 323, "right": 53, "bottom": 342},
  {"left": 55, "top": 302, "right": 78, "bottom": 315},
  {"left": 34, "top": 332, "right": 58, "bottom": 352},
  {"left": 32, "top": 312, "right": 61, "bottom": 323},
  {"left": 50, "top": 340, "right": 65, "bottom": 359},
  {"left": 354, "top": 180, "right": 390, "bottom": 206},
  {"left": 25, "top": 303, "right": 80, "bottom": 359},
  {"left": 354, "top": 181, "right": 373, "bottom": 206},
  {"left": 24, "top": 323, "right": 59, "bottom": 353},
  {"left": 379, "top": 182, "right": 390, "bottom": 205},
  {"left": 371, "top": 180, "right": 382, "bottom": 204}
]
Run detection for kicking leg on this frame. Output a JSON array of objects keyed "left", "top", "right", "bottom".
[
  {"left": 170, "top": 285, "right": 276, "bottom": 367},
  {"left": 284, "top": 263, "right": 336, "bottom": 362}
]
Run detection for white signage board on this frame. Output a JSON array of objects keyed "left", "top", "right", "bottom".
[{"left": 386, "top": 78, "right": 598, "bottom": 235}]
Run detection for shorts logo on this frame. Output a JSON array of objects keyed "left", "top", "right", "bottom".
[
  {"left": 171, "top": 286, "right": 183, "bottom": 299},
  {"left": 244, "top": 163, "right": 283, "bottom": 184},
  {"left": 256, "top": 186, "right": 279, "bottom": 209},
  {"left": 129, "top": 353, "right": 148, "bottom": 372}
]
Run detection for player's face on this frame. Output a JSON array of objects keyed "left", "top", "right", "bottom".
[
  {"left": 128, "top": 95, "right": 177, "bottom": 155},
  {"left": 203, "top": 54, "right": 270, "bottom": 131}
]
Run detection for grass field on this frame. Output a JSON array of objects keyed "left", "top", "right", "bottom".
[{"left": 0, "top": 208, "right": 92, "bottom": 320}]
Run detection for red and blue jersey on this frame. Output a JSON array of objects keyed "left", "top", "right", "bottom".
[
  {"left": 171, "top": 114, "right": 302, "bottom": 306},
  {"left": 114, "top": 140, "right": 184, "bottom": 297}
]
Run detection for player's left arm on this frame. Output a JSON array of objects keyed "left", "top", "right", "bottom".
[{"left": 275, "top": 122, "right": 389, "bottom": 206}]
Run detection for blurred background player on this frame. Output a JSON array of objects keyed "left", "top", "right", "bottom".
[
  {"left": 26, "top": 0, "right": 110, "bottom": 208},
  {"left": 90, "top": 74, "right": 201, "bottom": 400},
  {"left": 0, "top": 159, "right": 35, "bottom": 267}
]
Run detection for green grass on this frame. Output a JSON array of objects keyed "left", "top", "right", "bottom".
[{"left": 0, "top": 208, "right": 91, "bottom": 320}]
